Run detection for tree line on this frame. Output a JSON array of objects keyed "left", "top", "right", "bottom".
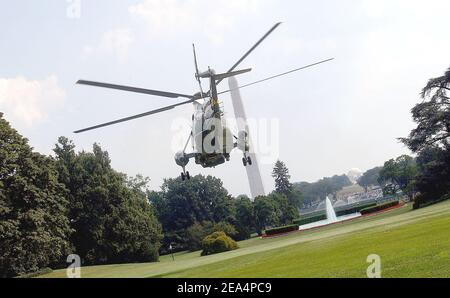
[
  {"left": 0, "top": 120, "right": 163, "bottom": 277},
  {"left": 293, "top": 175, "right": 352, "bottom": 208},
  {"left": 0, "top": 115, "right": 300, "bottom": 276},
  {"left": 149, "top": 160, "right": 301, "bottom": 254}
]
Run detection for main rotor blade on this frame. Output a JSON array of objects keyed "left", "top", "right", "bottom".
[
  {"left": 74, "top": 98, "right": 197, "bottom": 133},
  {"left": 218, "top": 58, "right": 334, "bottom": 96},
  {"left": 192, "top": 44, "right": 205, "bottom": 96},
  {"left": 193, "top": 44, "right": 200, "bottom": 77},
  {"left": 216, "top": 22, "right": 282, "bottom": 86},
  {"left": 77, "top": 80, "right": 194, "bottom": 99}
]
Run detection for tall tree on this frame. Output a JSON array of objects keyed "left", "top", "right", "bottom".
[
  {"left": 400, "top": 67, "right": 450, "bottom": 205},
  {"left": 0, "top": 115, "right": 72, "bottom": 277},
  {"left": 272, "top": 160, "right": 293, "bottom": 195},
  {"left": 400, "top": 67, "right": 450, "bottom": 152},
  {"left": 271, "top": 160, "right": 304, "bottom": 208}
]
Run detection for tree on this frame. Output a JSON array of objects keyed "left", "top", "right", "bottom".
[
  {"left": 378, "top": 155, "right": 418, "bottom": 199},
  {"left": 400, "top": 67, "right": 450, "bottom": 205},
  {"left": 53, "top": 137, "right": 162, "bottom": 265},
  {"left": 413, "top": 146, "right": 450, "bottom": 208},
  {"left": 272, "top": 160, "right": 293, "bottom": 195},
  {"left": 269, "top": 193, "right": 298, "bottom": 225},
  {"left": 358, "top": 167, "right": 382, "bottom": 191},
  {"left": 234, "top": 196, "right": 255, "bottom": 240},
  {"left": 294, "top": 174, "right": 352, "bottom": 207},
  {"left": 253, "top": 196, "right": 279, "bottom": 234},
  {"left": 271, "top": 160, "right": 303, "bottom": 208},
  {"left": 0, "top": 115, "right": 72, "bottom": 277},
  {"left": 400, "top": 67, "right": 450, "bottom": 152}
]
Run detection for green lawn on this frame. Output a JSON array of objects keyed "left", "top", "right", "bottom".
[{"left": 40, "top": 200, "right": 450, "bottom": 278}]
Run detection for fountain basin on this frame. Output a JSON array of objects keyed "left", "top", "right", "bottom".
[{"left": 299, "top": 212, "right": 361, "bottom": 230}]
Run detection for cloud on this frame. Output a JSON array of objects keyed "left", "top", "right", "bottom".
[
  {"left": 0, "top": 75, "right": 65, "bottom": 126},
  {"left": 83, "top": 28, "right": 134, "bottom": 63},
  {"left": 362, "top": 0, "right": 450, "bottom": 19},
  {"left": 129, "top": 0, "right": 260, "bottom": 45}
]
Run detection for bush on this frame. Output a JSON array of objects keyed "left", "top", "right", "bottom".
[
  {"left": 360, "top": 201, "right": 400, "bottom": 215},
  {"left": 186, "top": 221, "right": 238, "bottom": 252},
  {"left": 201, "top": 232, "right": 238, "bottom": 256},
  {"left": 265, "top": 224, "right": 299, "bottom": 236}
]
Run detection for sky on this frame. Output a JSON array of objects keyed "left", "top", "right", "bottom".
[{"left": 1, "top": 0, "right": 449, "bottom": 197}]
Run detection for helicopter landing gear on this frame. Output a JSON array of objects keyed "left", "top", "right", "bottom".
[
  {"left": 242, "top": 155, "right": 252, "bottom": 167},
  {"left": 181, "top": 167, "right": 191, "bottom": 181},
  {"left": 181, "top": 171, "right": 191, "bottom": 181}
]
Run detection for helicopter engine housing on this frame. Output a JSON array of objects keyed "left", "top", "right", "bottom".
[{"left": 175, "top": 151, "right": 189, "bottom": 167}]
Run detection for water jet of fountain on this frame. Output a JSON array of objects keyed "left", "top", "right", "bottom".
[{"left": 325, "top": 196, "right": 338, "bottom": 223}]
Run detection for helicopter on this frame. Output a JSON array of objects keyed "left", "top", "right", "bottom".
[{"left": 74, "top": 22, "right": 333, "bottom": 181}]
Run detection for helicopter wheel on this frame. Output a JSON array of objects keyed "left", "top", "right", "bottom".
[
  {"left": 242, "top": 157, "right": 247, "bottom": 167},
  {"left": 247, "top": 156, "right": 252, "bottom": 166},
  {"left": 181, "top": 172, "right": 186, "bottom": 181},
  {"left": 186, "top": 171, "right": 191, "bottom": 180}
]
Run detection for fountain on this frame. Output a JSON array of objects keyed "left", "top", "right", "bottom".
[
  {"left": 299, "top": 196, "right": 362, "bottom": 230},
  {"left": 325, "top": 197, "right": 338, "bottom": 223}
]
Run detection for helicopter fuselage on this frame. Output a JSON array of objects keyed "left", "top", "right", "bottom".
[{"left": 190, "top": 99, "right": 235, "bottom": 168}]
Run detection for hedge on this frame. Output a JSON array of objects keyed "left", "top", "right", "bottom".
[
  {"left": 413, "top": 194, "right": 449, "bottom": 210},
  {"left": 265, "top": 224, "right": 299, "bottom": 236},
  {"left": 360, "top": 201, "right": 400, "bottom": 215},
  {"left": 293, "top": 214, "right": 326, "bottom": 226},
  {"left": 335, "top": 202, "right": 377, "bottom": 216}
]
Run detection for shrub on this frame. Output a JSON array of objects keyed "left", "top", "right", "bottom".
[
  {"left": 201, "top": 232, "right": 238, "bottom": 256},
  {"left": 186, "top": 221, "right": 238, "bottom": 252},
  {"left": 265, "top": 224, "right": 299, "bottom": 236},
  {"left": 360, "top": 201, "right": 400, "bottom": 215}
]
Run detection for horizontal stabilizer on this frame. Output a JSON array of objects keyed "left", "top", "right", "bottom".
[{"left": 214, "top": 68, "right": 252, "bottom": 81}]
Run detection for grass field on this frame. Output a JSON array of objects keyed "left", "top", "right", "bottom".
[{"left": 40, "top": 200, "right": 450, "bottom": 278}]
